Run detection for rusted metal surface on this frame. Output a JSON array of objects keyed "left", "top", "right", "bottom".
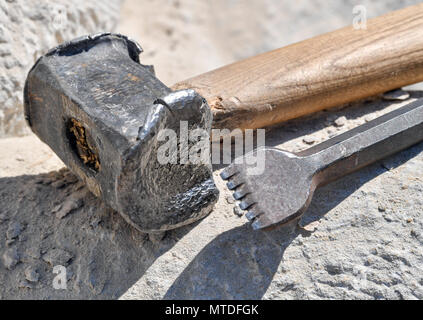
[
  {"left": 24, "top": 33, "right": 218, "bottom": 232},
  {"left": 222, "top": 99, "right": 423, "bottom": 230}
]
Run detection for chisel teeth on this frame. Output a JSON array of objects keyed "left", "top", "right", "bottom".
[
  {"left": 233, "top": 186, "right": 249, "bottom": 200},
  {"left": 220, "top": 147, "right": 316, "bottom": 231},
  {"left": 251, "top": 214, "right": 274, "bottom": 230},
  {"left": 220, "top": 170, "right": 234, "bottom": 180},
  {"left": 223, "top": 171, "right": 244, "bottom": 190},
  {"left": 220, "top": 164, "right": 238, "bottom": 180},
  {"left": 220, "top": 164, "right": 240, "bottom": 189},
  {"left": 239, "top": 195, "right": 255, "bottom": 210},
  {"left": 220, "top": 164, "right": 262, "bottom": 226},
  {"left": 245, "top": 210, "right": 259, "bottom": 221},
  {"left": 227, "top": 179, "right": 242, "bottom": 190},
  {"left": 233, "top": 191, "right": 244, "bottom": 200}
]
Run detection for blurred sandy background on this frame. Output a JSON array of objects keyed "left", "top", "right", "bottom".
[{"left": 117, "top": 0, "right": 422, "bottom": 85}]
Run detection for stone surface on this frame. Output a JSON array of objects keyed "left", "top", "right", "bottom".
[
  {"left": 0, "top": 0, "right": 121, "bottom": 137},
  {"left": 24, "top": 266, "right": 39, "bottom": 282},
  {"left": 0, "top": 95, "right": 422, "bottom": 299},
  {"left": 2, "top": 247, "right": 20, "bottom": 270},
  {"left": 1, "top": 0, "right": 423, "bottom": 300},
  {"left": 303, "top": 136, "right": 316, "bottom": 145},
  {"left": 233, "top": 206, "right": 243, "bottom": 217},
  {"left": 334, "top": 116, "right": 347, "bottom": 127},
  {"left": 6, "top": 221, "right": 22, "bottom": 239},
  {"left": 42, "top": 249, "right": 74, "bottom": 267},
  {"left": 53, "top": 197, "right": 83, "bottom": 220}
]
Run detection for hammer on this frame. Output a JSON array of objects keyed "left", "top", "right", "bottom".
[{"left": 24, "top": 5, "right": 423, "bottom": 232}]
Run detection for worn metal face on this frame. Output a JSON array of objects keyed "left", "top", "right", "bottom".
[
  {"left": 24, "top": 33, "right": 218, "bottom": 232},
  {"left": 222, "top": 99, "right": 423, "bottom": 230}
]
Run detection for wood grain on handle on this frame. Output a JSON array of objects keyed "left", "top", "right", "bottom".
[{"left": 173, "top": 4, "right": 423, "bottom": 131}]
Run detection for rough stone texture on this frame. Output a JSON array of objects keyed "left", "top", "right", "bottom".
[
  {"left": 0, "top": 0, "right": 121, "bottom": 137},
  {"left": 0, "top": 95, "right": 422, "bottom": 299},
  {"left": 24, "top": 266, "right": 39, "bottom": 283},
  {"left": 2, "top": 247, "right": 20, "bottom": 270}
]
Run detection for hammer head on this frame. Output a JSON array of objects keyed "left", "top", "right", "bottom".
[{"left": 24, "top": 33, "right": 218, "bottom": 232}]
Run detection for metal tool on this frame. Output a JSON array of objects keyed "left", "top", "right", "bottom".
[
  {"left": 24, "top": 4, "right": 423, "bottom": 232},
  {"left": 221, "top": 99, "right": 423, "bottom": 230}
]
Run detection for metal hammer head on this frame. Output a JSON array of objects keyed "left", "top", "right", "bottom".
[{"left": 24, "top": 33, "right": 219, "bottom": 232}]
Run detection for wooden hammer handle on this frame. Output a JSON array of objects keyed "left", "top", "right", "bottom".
[{"left": 173, "top": 4, "right": 423, "bottom": 131}]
